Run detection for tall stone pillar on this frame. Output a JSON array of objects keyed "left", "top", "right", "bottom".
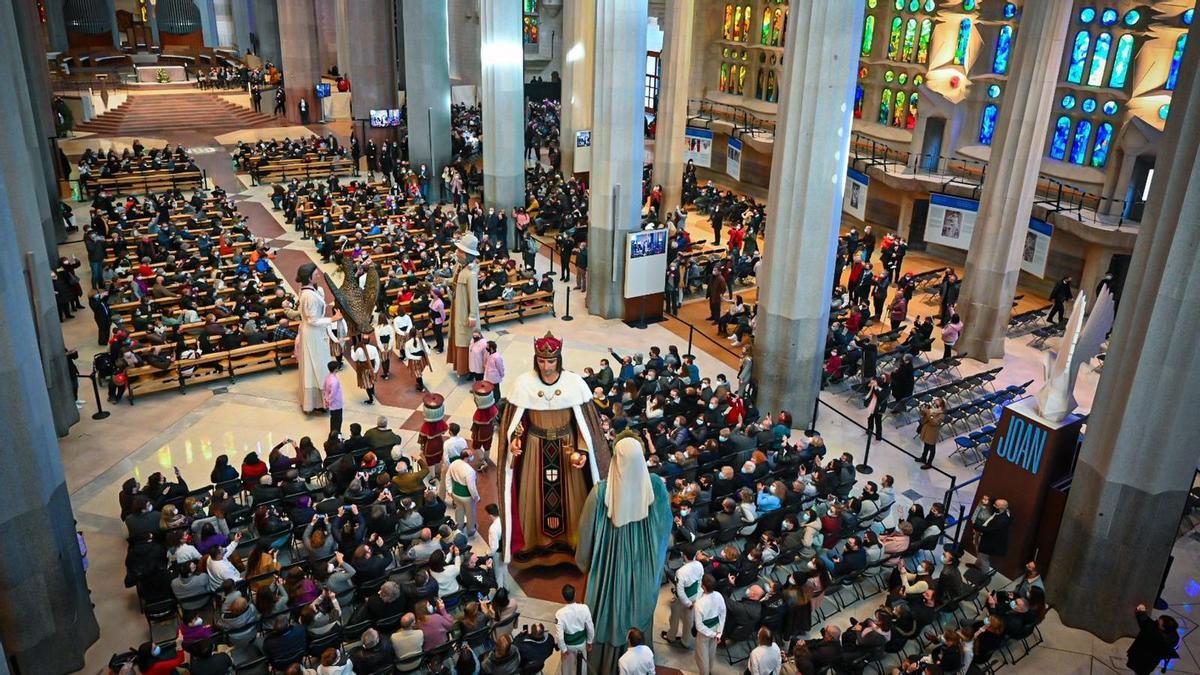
[
  {"left": 1078, "top": 243, "right": 1114, "bottom": 304},
  {"left": 334, "top": 0, "right": 351, "bottom": 77},
  {"left": 558, "top": 0, "right": 595, "bottom": 174},
  {"left": 1049, "top": 20, "right": 1200, "bottom": 640},
  {"left": 15, "top": 0, "right": 69, "bottom": 249},
  {"left": 1, "top": 0, "right": 79, "bottom": 436},
  {"left": 586, "top": 0, "right": 650, "bottom": 319},
  {"left": 751, "top": 0, "right": 865, "bottom": 428},
  {"left": 252, "top": 0, "right": 282, "bottom": 66},
  {"left": 399, "top": 0, "right": 452, "bottom": 195},
  {"left": 954, "top": 0, "right": 1073, "bottom": 361},
  {"left": 313, "top": 0, "right": 337, "bottom": 76},
  {"left": 650, "top": 0, "right": 695, "bottom": 215},
  {"left": 45, "top": 0, "right": 69, "bottom": 52},
  {"left": 346, "top": 0, "right": 396, "bottom": 143},
  {"left": 195, "top": 0, "right": 220, "bottom": 47},
  {"left": 107, "top": 0, "right": 121, "bottom": 47},
  {"left": 480, "top": 0, "right": 526, "bottom": 237},
  {"left": 231, "top": 0, "right": 253, "bottom": 55},
  {"left": 276, "top": 0, "right": 319, "bottom": 124}
]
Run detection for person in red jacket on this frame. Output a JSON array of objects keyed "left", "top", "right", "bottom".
[
  {"left": 240, "top": 451, "right": 268, "bottom": 489},
  {"left": 135, "top": 633, "right": 185, "bottom": 675}
]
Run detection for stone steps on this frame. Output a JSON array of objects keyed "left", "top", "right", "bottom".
[{"left": 74, "top": 93, "right": 279, "bottom": 135}]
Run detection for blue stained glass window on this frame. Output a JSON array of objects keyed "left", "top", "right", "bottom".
[
  {"left": 979, "top": 104, "right": 999, "bottom": 145},
  {"left": 954, "top": 19, "right": 972, "bottom": 65},
  {"left": 1067, "top": 31, "right": 1090, "bottom": 83},
  {"left": 1087, "top": 33, "right": 1112, "bottom": 86},
  {"left": 1100, "top": 8, "right": 1118, "bottom": 26},
  {"left": 1070, "top": 119, "right": 1093, "bottom": 164},
  {"left": 988, "top": 84, "right": 1001, "bottom": 98},
  {"left": 964, "top": 0, "right": 977, "bottom": 11},
  {"left": 1102, "top": 100, "right": 1118, "bottom": 115},
  {"left": 1062, "top": 94, "right": 1076, "bottom": 109},
  {"left": 1109, "top": 34, "right": 1133, "bottom": 88},
  {"left": 1159, "top": 103, "right": 1170, "bottom": 120},
  {"left": 1123, "top": 10, "right": 1140, "bottom": 27},
  {"left": 1091, "top": 122, "right": 1113, "bottom": 167},
  {"left": 1080, "top": 7, "right": 1096, "bottom": 23},
  {"left": 1004, "top": 3, "right": 1017, "bottom": 19},
  {"left": 1185, "top": 9, "right": 1193, "bottom": 26},
  {"left": 908, "top": 0, "right": 919, "bottom": 11},
  {"left": 993, "top": 25, "right": 1013, "bottom": 74},
  {"left": 1168, "top": 34, "right": 1187, "bottom": 91},
  {"left": 1082, "top": 97, "right": 1097, "bottom": 113},
  {"left": 894, "top": 0, "right": 904, "bottom": 9},
  {"left": 1050, "top": 116, "right": 1071, "bottom": 160}
]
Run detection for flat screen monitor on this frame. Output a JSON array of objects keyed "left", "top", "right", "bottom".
[
  {"left": 315, "top": 83, "right": 331, "bottom": 98},
  {"left": 369, "top": 109, "right": 401, "bottom": 127}
]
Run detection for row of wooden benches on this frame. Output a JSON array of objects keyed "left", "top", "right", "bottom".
[{"left": 84, "top": 169, "right": 205, "bottom": 197}]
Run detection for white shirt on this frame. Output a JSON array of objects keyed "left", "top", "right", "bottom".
[
  {"left": 444, "top": 435, "right": 469, "bottom": 462},
  {"left": 748, "top": 643, "right": 782, "bottom": 675},
  {"left": 350, "top": 344, "right": 381, "bottom": 373},
  {"left": 487, "top": 518, "right": 503, "bottom": 554},
  {"left": 375, "top": 323, "right": 396, "bottom": 352},
  {"left": 692, "top": 591, "right": 726, "bottom": 638},
  {"left": 404, "top": 335, "right": 429, "bottom": 361},
  {"left": 618, "top": 645, "right": 656, "bottom": 675},
  {"left": 554, "top": 603, "right": 595, "bottom": 651},
  {"left": 674, "top": 560, "right": 704, "bottom": 607},
  {"left": 392, "top": 314, "right": 414, "bottom": 336},
  {"left": 446, "top": 458, "right": 479, "bottom": 500}
]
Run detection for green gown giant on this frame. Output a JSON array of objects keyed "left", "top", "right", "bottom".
[{"left": 576, "top": 430, "right": 673, "bottom": 672}]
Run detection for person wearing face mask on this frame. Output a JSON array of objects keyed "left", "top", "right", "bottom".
[
  {"left": 755, "top": 480, "right": 782, "bottom": 513},
  {"left": 638, "top": 369, "right": 662, "bottom": 399},
  {"left": 673, "top": 503, "right": 700, "bottom": 543},
  {"left": 702, "top": 397, "right": 724, "bottom": 428},
  {"left": 135, "top": 633, "right": 186, "bottom": 675}
]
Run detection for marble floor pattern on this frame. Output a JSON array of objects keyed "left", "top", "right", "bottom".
[{"left": 55, "top": 127, "right": 1158, "bottom": 674}]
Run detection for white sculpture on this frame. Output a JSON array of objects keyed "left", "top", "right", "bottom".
[{"left": 1034, "top": 287, "right": 1115, "bottom": 423}]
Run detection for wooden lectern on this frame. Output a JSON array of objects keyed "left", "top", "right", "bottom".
[{"left": 965, "top": 397, "right": 1083, "bottom": 578}]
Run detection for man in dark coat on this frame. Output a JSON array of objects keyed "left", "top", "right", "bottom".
[
  {"left": 975, "top": 498, "right": 1012, "bottom": 574},
  {"left": 1127, "top": 604, "right": 1180, "bottom": 675},
  {"left": 1047, "top": 275, "right": 1074, "bottom": 326}
]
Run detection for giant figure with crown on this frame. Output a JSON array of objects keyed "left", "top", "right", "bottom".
[{"left": 495, "top": 332, "right": 610, "bottom": 570}]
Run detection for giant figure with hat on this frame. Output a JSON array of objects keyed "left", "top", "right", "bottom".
[
  {"left": 295, "top": 262, "right": 341, "bottom": 412},
  {"left": 495, "top": 332, "right": 609, "bottom": 570},
  {"left": 418, "top": 392, "right": 449, "bottom": 475},
  {"left": 471, "top": 380, "right": 500, "bottom": 468},
  {"left": 447, "top": 233, "right": 481, "bottom": 378}
]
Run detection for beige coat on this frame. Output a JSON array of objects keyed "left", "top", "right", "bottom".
[
  {"left": 918, "top": 407, "right": 945, "bottom": 445},
  {"left": 450, "top": 262, "right": 480, "bottom": 346}
]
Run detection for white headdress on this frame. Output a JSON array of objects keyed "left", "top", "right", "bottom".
[{"left": 605, "top": 434, "right": 656, "bottom": 528}]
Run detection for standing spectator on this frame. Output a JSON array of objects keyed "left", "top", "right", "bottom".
[
  {"left": 1047, "top": 275, "right": 1074, "bottom": 326},
  {"left": 446, "top": 449, "right": 480, "bottom": 536},
  {"left": 483, "top": 340, "right": 506, "bottom": 402},
  {"left": 748, "top": 627, "right": 782, "bottom": 675},
  {"left": 429, "top": 292, "right": 446, "bottom": 352},
  {"left": 692, "top": 574, "right": 726, "bottom": 675},
  {"left": 941, "top": 313, "right": 963, "bottom": 361},
  {"left": 737, "top": 348, "right": 753, "bottom": 398},
  {"left": 575, "top": 241, "right": 588, "bottom": 292},
  {"left": 323, "top": 361, "right": 344, "bottom": 435},
  {"left": 917, "top": 398, "right": 946, "bottom": 470},
  {"left": 1127, "top": 604, "right": 1180, "bottom": 675},
  {"left": 863, "top": 375, "right": 889, "bottom": 442},
  {"left": 974, "top": 498, "right": 1011, "bottom": 574},
  {"left": 618, "top": 628, "right": 656, "bottom": 675},
  {"left": 554, "top": 584, "right": 594, "bottom": 675}
]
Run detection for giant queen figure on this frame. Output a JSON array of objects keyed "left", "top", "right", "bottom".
[{"left": 496, "top": 332, "right": 609, "bottom": 570}]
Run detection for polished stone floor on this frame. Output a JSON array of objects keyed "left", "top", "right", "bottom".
[{"left": 53, "top": 123, "right": 1169, "bottom": 674}]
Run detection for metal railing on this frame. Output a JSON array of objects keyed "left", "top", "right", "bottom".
[{"left": 686, "top": 98, "right": 777, "bottom": 140}]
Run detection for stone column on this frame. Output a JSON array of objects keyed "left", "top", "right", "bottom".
[
  {"left": 107, "top": 0, "right": 121, "bottom": 47},
  {"left": 1078, "top": 243, "right": 1114, "bottom": 304},
  {"left": 313, "top": 0, "right": 337, "bottom": 76},
  {"left": 346, "top": 0, "right": 396, "bottom": 143},
  {"left": 896, "top": 194, "right": 915, "bottom": 240},
  {"left": 334, "top": 0, "right": 351, "bottom": 77},
  {"left": 45, "top": 0, "right": 69, "bottom": 52},
  {"left": 231, "top": 0, "right": 253, "bottom": 55},
  {"left": 586, "top": 0, "right": 650, "bottom": 319},
  {"left": 276, "top": 0, "right": 319, "bottom": 124},
  {"left": 195, "top": 0, "right": 220, "bottom": 47},
  {"left": 399, "top": 0, "right": 452, "bottom": 191},
  {"left": 480, "top": 0, "right": 526, "bottom": 239},
  {"left": 751, "top": 0, "right": 865, "bottom": 428},
  {"left": 954, "top": 0, "right": 1073, "bottom": 361},
  {"left": 558, "top": 0, "right": 595, "bottom": 174},
  {"left": 0, "top": 0, "right": 79, "bottom": 437},
  {"left": 1049, "top": 19, "right": 1200, "bottom": 640},
  {"left": 651, "top": 0, "right": 695, "bottom": 215},
  {"left": 252, "top": 0, "right": 282, "bottom": 66},
  {"left": 15, "top": 0, "right": 68, "bottom": 249}
]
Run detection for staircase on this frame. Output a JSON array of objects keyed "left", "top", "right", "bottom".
[{"left": 75, "top": 93, "right": 280, "bottom": 135}]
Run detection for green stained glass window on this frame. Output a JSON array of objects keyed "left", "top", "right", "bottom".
[
  {"left": 888, "top": 17, "right": 903, "bottom": 59},
  {"left": 1109, "top": 34, "right": 1133, "bottom": 88},
  {"left": 953, "top": 19, "right": 971, "bottom": 65},
  {"left": 924, "top": 0, "right": 936, "bottom": 11},
  {"left": 909, "top": 0, "right": 920, "bottom": 12},
  {"left": 914, "top": 74, "right": 924, "bottom": 86},
  {"left": 1087, "top": 32, "right": 1111, "bottom": 87},
  {"left": 893, "top": 91, "right": 908, "bottom": 127},
  {"left": 902, "top": 18, "right": 918, "bottom": 62},
  {"left": 879, "top": 89, "right": 893, "bottom": 125},
  {"left": 917, "top": 19, "right": 933, "bottom": 64},
  {"left": 885, "top": 69, "right": 895, "bottom": 82},
  {"left": 964, "top": 0, "right": 977, "bottom": 10},
  {"left": 894, "top": 0, "right": 904, "bottom": 10},
  {"left": 898, "top": 72, "right": 908, "bottom": 84},
  {"left": 761, "top": 9, "right": 772, "bottom": 45},
  {"left": 861, "top": 15, "right": 876, "bottom": 56}
]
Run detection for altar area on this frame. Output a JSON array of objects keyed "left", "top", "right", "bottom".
[{"left": 134, "top": 65, "right": 188, "bottom": 83}]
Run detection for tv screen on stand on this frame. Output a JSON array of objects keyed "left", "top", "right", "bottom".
[{"left": 369, "top": 109, "right": 401, "bottom": 128}]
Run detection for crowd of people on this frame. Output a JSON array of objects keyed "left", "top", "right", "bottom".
[{"left": 77, "top": 143, "right": 200, "bottom": 192}]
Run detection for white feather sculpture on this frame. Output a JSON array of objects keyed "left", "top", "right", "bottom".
[{"left": 1034, "top": 287, "right": 1115, "bottom": 423}]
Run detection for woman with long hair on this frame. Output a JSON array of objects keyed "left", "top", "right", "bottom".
[{"left": 244, "top": 541, "right": 280, "bottom": 592}]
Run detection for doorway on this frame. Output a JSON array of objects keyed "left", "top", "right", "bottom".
[{"left": 920, "top": 118, "right": 946, "bottom": 172}]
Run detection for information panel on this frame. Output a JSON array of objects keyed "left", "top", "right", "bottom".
[
  {"left": 726, "top": 137, "right": 743, "bottom": 181},
  {"left": 684, "top": 127, "right": 714, "bottom": 168},
  {"left": 924, "top": 193, "right": 980, "bottom": 250},
  {"left": 624, "top": 228, "right": 669, "bottom": 298},
  {"left": 843, "top": 167, "right": 869, "bottom": 221},
  {"left": 1022, "top": 218, "right": 1053, "bottom": 278}
]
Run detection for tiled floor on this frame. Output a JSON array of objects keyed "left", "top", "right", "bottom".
[{"left": 56, "top": 127, "right": 1141, "bottom": 674}]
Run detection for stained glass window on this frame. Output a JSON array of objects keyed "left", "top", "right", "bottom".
[
  {"left": 979, "top": 104, "right": 999, "bottom": 145},
  {"left": 879, "top": 90, "right": 893, "bottom": 125},
  {"left": 924, "top": 0, "right": 935, "bottom": 11},
  {"left": 1082, "top": 97, "right": 1097, "bottom": 113},
  {"left": 1159, "top": 104, "right": 1170, "bottom": 120},
  {"left": 523, "top": 0, "right": 537, "bottom": 13},
  {"left": 1004, "top": 3, "right": 1017, "bottom": 19},
  {"left": 1080, "top": 7, "right": 1096, "bottom": 24},
  {"left": 1050, "top": 116, "right": 1071, "bottom": 160},
  {"left": 893, "top": 92, "right": 908, "bottom": 127},
  {"left": 1108, "top": 34, "right": 1133, "bottom": 88},
  {"left": 964, "top": 0, "right": 977, "bottom": 10},
  {"left": 988, "top": 84, "right": 1001, "bottom": 98},
  {"left": 885, "top": 69, "right": 895, "bottom": 82},
  {"left": 908, "top": 0, "right": 919, "bottom": 12},
  {"left": 1100, "top": 8, "right": 1118, "bottom": 26},
  {"left": 888, "top": 17, "right": 903, "bottom": 60},
  {"left": 1070, "top": 119, "right": 1093, "bottom": 164},
  {"left": 755, "top": 69, "right": 766, "bottom": 99},
  {"left": 953, "top": 19, "right": 971, "bottom": 66},
  {"left": 1167, "top": 33, "right": 1186, "bottom": 91},
  {"left": 1123, "top": 10, "right": 1140, "bottom": 27},
  {"left": 894, "top": 0, "right": 904, "bottom": 10},
  {"left": 523, "top": 16, "right": 539, "bottom": 44},
  {"left": 733, "top": 5, "right": 743, "bottom": 40},
  {"left": 861, "top": 15, "right": 875, "bottom": 56},
  {"left": 907, "top": 92, "right": 918, "bottom": 128},
  {"left": 1067, "top": 31, "right": 1090, "bottom": 84},
  {"left": 761, "top": 9, "right": 773, "bottom": 45},
  {"left": 854, "top": 85, "right": 865, "bottom": 118},
  {"left": 898, "top": 72, "right": 909, "bottom": 84},
  {"left": 1185, "top": 9, "right": 1193, "bottom": 25},
  {"left": 917, "top": 19, "right": 933, "bottom": 64},
  {"left": 1102, "top": 100, "right": 1118, "bottom": 115},
  {"left": 720, "top": 63, "right": 730, "bottom": 92},
  {"left": 1091, "top": 122, "right": 1113, "bottom": 167},
  {"left": 1061, "top": 94, "right": 1076, "bottom": 109},
  {"left": 868, "top": 0, "right": 877, "bottom": 7},
  {"left": 743, "top": 5, "right": 752, "bottom": 41},
  {"left": 771, "top": 8, "right": 787, "bottom": 47},
  {"left": 766, "top": 69, "right": 777, "bottom": 102},
  {"left": 914, "top": 74, "right": 924, "bottom": 87},
  {"left": 993, "top": 25, "right": 1013, "bottom": 74},
  {"left": 902, "top": 18, "right": 918, "bottom": 62},
  {"left": 1087, "top": 33, "right": 1111, "bottom": 86},
  {"left": 723, "top": 5, "right": 734, "bottom": 40},
  {"left": 737, "top": 64, "right": 747, "bottom": 94}
]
